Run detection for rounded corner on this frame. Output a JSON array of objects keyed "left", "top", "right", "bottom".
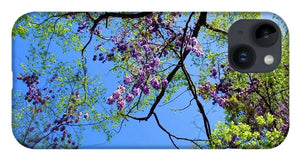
[
  {"left": 269, "top": 127, "right": 290, "bottom": 150},
  {"left": 11, "top": 126, "right": 35, "bottom": 150},
  {"left": 12, "top": 12, "right": 37, "bottom": 40},
  {"left": 262, "top": 12, "right": 290, "bottom": 36}
]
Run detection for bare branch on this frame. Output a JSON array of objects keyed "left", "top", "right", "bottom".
[
  {"left": 179, "top": 12, "right": 195, "bottom": 59},
  {"left": 85, "top": 12, "right": 95, "bottom": 21},
  {"left": 181, "top": 63, "right": 211, "bottom": 140},
  {"left": 171, "top": 98, "right": 194, "bottom": 111},
  {"left": 158, "top": 90, "right": 188, "bottom": 107},
  {"left": 204, "top": 23, "right": 228, "bottom": 35},
  {"left": 169, "top": 135, "right": 179, "bottom": 149},
  {"left": 152, "top": 112, "right": 205, "bottom": 149},
  {"left": 34, "top": 12, "right": 74, "bottom": 25}
]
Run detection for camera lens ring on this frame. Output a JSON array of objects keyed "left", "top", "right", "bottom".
[
  {"left": 230, "top": 45, "right": 256, "bottom": 69},
  {"left": 254, "top": 23, "right": 279, "bottom": 47}
]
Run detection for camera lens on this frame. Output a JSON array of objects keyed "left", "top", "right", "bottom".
[
  {"left": 231, "top": 45, "right": 255, "bottom": 69},
  {"left": 255, "top": 23, "right": 278, "bottom": 46}
]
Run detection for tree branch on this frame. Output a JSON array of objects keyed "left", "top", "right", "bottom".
[
  {"left": 153, "top": 112, "right": 205, "bottom": 149},
  {"left": 126, "top": 12, "right": 209, "bottom": 121},
  {"left": 91, "top": 12, "right": 152, "bottom": 31},
  {"left": 171, "top": 98, "right": 194, "bottom": 111},
  {"left": 247, "top": 73, "right": 272, "bottom": 113},
  {"left": 181, "top": 63, "right": 211, "bottom": 140},
  {"left": 158, "top": 90, "right": 188, "bottom": 107},
  {"left": 204, "top": 23, "right": 228, "bottom": 35},
  {"left": 80, "top": 12, "right": 153, "bottom": 102},
  {"left": 179, "top": 12, "right": 195, "bottom": 59}
]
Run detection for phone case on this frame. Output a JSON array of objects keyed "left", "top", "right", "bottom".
[{"left": 12, "top": 12, "right": 289, "bottom": 149}]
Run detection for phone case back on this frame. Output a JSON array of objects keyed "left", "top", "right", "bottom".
[{"left": 12, "top": 12, "right": 289, "bottom": 149}]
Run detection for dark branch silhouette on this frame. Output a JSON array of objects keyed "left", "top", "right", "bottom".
[
  {"left": 152, "top": 112, "right": 206, "bottom": 149},
  {"left": 125, "top": 12, "right": 209, "bottom": 121}
]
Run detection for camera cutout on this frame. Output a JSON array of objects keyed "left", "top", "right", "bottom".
[
  {"left": 255, "top": 23, "right": 279, "bottom": 46},
  {"left": 228, "top": 20, "right": 281, "bottom": 73},
  {"left": 230, "top": 45, "right": 256, "bottom": 69}
]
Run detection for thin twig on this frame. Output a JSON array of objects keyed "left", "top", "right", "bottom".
[{"left": 152, "top": 112, "right": 205, "bottom": 149}]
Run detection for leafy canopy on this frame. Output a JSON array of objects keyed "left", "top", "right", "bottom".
[{"left": 12, "top": 12, "right": 288, "bottom": 149}]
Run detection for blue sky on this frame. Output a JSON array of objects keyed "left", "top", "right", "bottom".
[{"left": 12, "top": 12, "right": 276, "bottom": 149}]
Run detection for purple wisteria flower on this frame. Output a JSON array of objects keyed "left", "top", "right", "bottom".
[
  {"left": 151, "top": 57, "right": 160, "bottom": 68},
  {"left": 138, "top": 69, "right": 146, "bottom": 79},
  {"left": 117, "top": 99, "right": 126, "bottom": 110},
  {"left": 145, "top": 17, "right": 152, "bottom": 24},
  {"left": 279, "top": 104, "right": 287, "bottom": 112},
  {"left": 185, "top": 45, "right": 192, "bottom": 51},
  {"left": 150, "top": 76, "right": 160, "bottom": 90},
  {"left": 113, "top": 90, "right": 121, "bottom": 99},
  {"left": 107, "top": 96, "right": 115, "bottom": 105},
  {"left": 132, "top": 87, "right": 140, "bottom": 96},
  {"left": 125, "top": 93, "right": 134, "bottom": 102},
  {"left": 210, "top": 68, "right": 217, "bottom": 79},
  {"left": 203, "top": 82, "right": 211, "bottom": 90},
  {"left": 142, "top": 84, "right": 151, "bottom": 95},
  {"left": 124, "top": 75, "right": 132, "bottom": 85},
  {"left": 209, "top": 90, "right": 217, "bottom": 98},
  {"left": 189, "top": 37, "right": 198, "bottom": 45},
  {"left": 216, "top": 97, "right": 227, "bottom": 107},
  {"left": 118, "top": 85, "right": 126, "bottom": 93},
  {"left": 195, "top": 47, "right": 204, "bottom": 57},
  {"left": 161, "top": 79, "right": 168, "bottom": 89}
]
